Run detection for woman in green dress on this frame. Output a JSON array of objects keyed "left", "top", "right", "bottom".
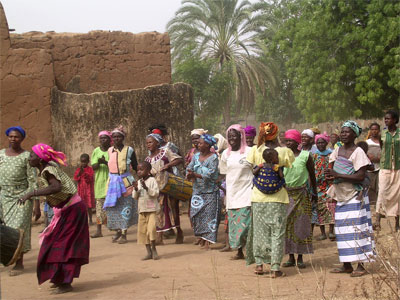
[{"left": 0, "top": 126, "right": 40, "bottom": 276}]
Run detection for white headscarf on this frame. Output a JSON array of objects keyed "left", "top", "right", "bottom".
[
  {"left": 191, "top": 128, "right": 208, "bottom": 136},
  {"left": 301, "top": 129, "right": 314, "bottom": 138}
]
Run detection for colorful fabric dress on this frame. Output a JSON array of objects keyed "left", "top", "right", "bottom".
[
  {"left": 37, "top": 162, "right": 89, "bottom": 285},
  {"left": 376, "top": 128, "right": 400, "bottom": 217},
  {"left": 327, "top": 147, "right": 374, "bottom": 263},
  {"left": 91, "top": 147, "right": 109, "bottom": 224},
  {"left": 104, "top": 146, "right": 138, "bottom": 230},
  {"left": 145, "top": 148, "right": 181, "bottom": 232},
  {"left": 313, "top": 150, "right": 335, "bottom": 225},
  {"left": 0, "top": 149, "right": 38, "bottom": 253},
  {"left": 245, "top": 145, "right": 295, "bottom": 271},
  {"left": 73, "top": 166, "right": 95, "bottom": 208},
  {"left": 187, "top": 152, "right": 220, "bottom": 243},
  {"left": 219, "top": 147, "right": 253, "bottom": 249},
  {"left": 284, "top": 150, "right": 313, "bottom": 254}
]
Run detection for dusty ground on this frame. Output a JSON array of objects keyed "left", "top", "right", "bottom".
[{"left": 1, "top": 211, "right": 397, "bottom": 300}]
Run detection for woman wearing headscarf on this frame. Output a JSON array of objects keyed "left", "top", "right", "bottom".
[
  {"left": 219, "top": 124, "right": 253, "bottom": 260},
  {"left": 313, "top": 132, "right": 335, "bottom": 241},
  {"left": 214, "top": 133, "right": 229, "bottom": 156},
  {"left": 246, "top": 122, "right": 294, "bottom": 277},
  {"left": 326, "top": 121, "right": 374, "bottom": 277},
  {"left": 301, "top": 129, "right": 318, "bottom": 154},
  {"left": 19, "top": 144, "right": 89, "bottom": 294},
  {"left": 244, "top": 125, "right": 257, "bottom": 147},
  {"left": 375, "top": 110, "right": 400, "bottom": 231},
  {"left": 186, "top": 134, "right": 220, "bottom": 250},
  {"left": 145, "top": 132, "right": 183, "bottom": 244},
  {"left": 104, "top": 126, "right": 138, "bottom": 244},
  {"left": 283, "top": 129, "right": 318, "bottom": 269},
  {"left": 90, "top": 130, "right": 112, "bottom": 238},
  {"left": 0, "top": 126, "right": 39, "bottom": 276},
  {"left": 185, "top": 129, "right": 208, "bottom": 167}
]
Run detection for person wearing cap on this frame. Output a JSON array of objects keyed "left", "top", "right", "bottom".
[
  {"left": 19, "top": 143, "right": 89, "bottom": 294},
  {"left": 90, "top": 130, "right": 112, "bottom": 238},
  {"left": 0, "top": 126, "right": 39, "bottom": 276}
]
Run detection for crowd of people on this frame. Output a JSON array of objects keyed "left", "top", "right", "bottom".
[{"left": 1, "top": 110, "right": 399, "bottom": 294}]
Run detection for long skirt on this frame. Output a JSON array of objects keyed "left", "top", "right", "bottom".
[
  {"left": 37, "top": 194, "right": 89, "bottom": 285},
  {"left": 156, "top": 194, "right": 179, "bottom": 232},
  {"left": 228, "top": 206, "right": 251, "bottom": 249},
  {"left": 95, "top": 198, "right": 107, "bottom": 225},
  {"left": 335, "top": 194, "right": 375, "bottom": 263},
  {"left": 106, "top": 195, "right": 137, "bottom": 230},
  {"left": 0, "top": 185, "right": 33, "bottom": 253},
  {"left": 285, "top": 186, "right": 313, "bottom": 254},
  {"left": 317, "top": 191, "right": 336, "bottom": 225},
  {"left": 190, "top": 191, "right": 221, "bottom": 243},
  {"left": 376, "top": 169, "right": 400, "bottom": 217},
  {"left": 246, "top": 202, "right": 287, "bottom": 271}
]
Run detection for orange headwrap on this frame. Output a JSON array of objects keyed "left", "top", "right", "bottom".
[{"left": 257, "top": 122, "right": 279, "bottom": 146}]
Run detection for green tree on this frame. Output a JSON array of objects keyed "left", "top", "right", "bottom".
[
  {"left": 167, "top": 0, "right": 277, "bottom": 126},
  {"left": 272, "top": 0, "right": 400, "bottom": 123}
]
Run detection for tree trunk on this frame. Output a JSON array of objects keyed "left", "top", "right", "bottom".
[{"left": 223, "top": 95, "right": 231, "bottom": 127}]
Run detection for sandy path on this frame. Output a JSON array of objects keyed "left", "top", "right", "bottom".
[{"left": 1, "top": 213, "right": 386, "bottom": 300}]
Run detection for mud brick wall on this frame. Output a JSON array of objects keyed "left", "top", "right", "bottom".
[
  {"left": 10, "top": 30, "right": 172, "bottom": 93},
  {"left": 51, "top": 83, "right": 193, "bottom": 171}
]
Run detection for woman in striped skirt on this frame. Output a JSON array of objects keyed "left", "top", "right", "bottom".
[{"left": 326, "top": 121, "right": 374, "bottom": 277}]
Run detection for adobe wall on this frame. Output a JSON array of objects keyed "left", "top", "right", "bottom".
[
  {"left": 0, "top": 3, "right": 54, "bottom": 147},
  {"left": 51, "top": 83, "right": 193, "bottom": 172},
  {"left": 10, "top": 30, "right": 172, "bottom": 93}
]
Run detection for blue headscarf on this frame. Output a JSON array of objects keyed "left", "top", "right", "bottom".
[
  {"left": 5, "top": 126, "right": 26, "bottom": 138},
  {"left": 342, "top": 120, "right": 362, "bottom": 137},
  {"left": 147, "top": 133, "right": 163, "bottom": 144},
  {"left": 200, "top": 134, "right": 218, "bottom": 150}
]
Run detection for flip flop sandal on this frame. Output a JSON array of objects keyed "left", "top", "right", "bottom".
[
  {"left": 316, "top": 235, "right": 327, "bottom": 241},
  {"left": 328, "top": 233, "right": 336, "bottom": 241},
  {"left": 254, "top": 267, "right": 264, "bottom": 275},
  {"left": 297, "top": 262, "right": 306, "bottom": 269},
  {"left": 265, "top": 271, "right": 286, "bottom": 278},
  {"left": 91, "top": 233, "right": 103, "bottom": 238},
  {"left": 9, "top": 269, "right": 23, "bottom": 276},
  {"left": 230, "top": 254, "right": 245, "bottom": 260},
  {"left": 350, "top": 270, "right": 368, "bottom": 277},
  {"left": 282, "top": 261, "right": 296, "bottom": 268},
  {"left": 330, "top": 267, "right": 353, "bottom": 274}
]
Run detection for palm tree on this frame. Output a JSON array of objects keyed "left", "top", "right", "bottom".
[{"left": 167, "top": 0, "right": 277, "bottom": 126}]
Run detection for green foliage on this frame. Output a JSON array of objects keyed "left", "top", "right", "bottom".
[{"left": 272, "top": 0, "right": 400, "bottom": 123}]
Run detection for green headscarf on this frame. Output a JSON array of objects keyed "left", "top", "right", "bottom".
[{"left": 342, "top": 120, "right": 362, "bottom": 137}]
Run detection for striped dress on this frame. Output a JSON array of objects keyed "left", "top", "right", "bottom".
[{"left": 327, "top": 147, "right": 375, "bottom": 263}]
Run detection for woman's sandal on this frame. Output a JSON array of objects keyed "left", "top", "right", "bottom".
[
  {"left": 265, "top": 271, "right": 286, "bottom": 278},
  {"left": 328, "top": 233, "right": 336, "bottom": 241},
  {"left": 350, "top": 270, "right": 368, "bottom": 277},
  {"left": 282, "top": 261, "right": 296, "bottom": 268},
  {"left": 254, "top": 266, "right": 264, "bottom": 275},
  {"left": 330, "top": 267, "right": 353, "bottom": 274},
  {"left": 230, "top": 253, "right": 245, "bottom": 260},
  {"left": 8, "top": 269, "right": 23, "bottom": 276},
  {"left": 297, "top": 262, "right": 306, "bottom": 269},
  {"left": 316, "top": 235, "right": 327, "bottom": 241},
  {"left": 91, "top": 233, "right": 103, "bottom": 238}
]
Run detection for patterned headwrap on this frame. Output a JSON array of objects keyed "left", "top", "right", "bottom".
[
  {"left": 152, "top": 129, "right": 163, "bottom": 135},
  {"left": 342, "top": 120, "right": 362, "bottom": 137},
  {"left": 285, "top": 129, "right": 301, "bottom": 144},
  {"left": 244, "top": 125, "right": 257, "bottom": 137},
  {"left": 32, "top": 143, "right": 67, "bottom": 166},
  {"left": 311, "top": 127, "right": 321, "bottom": 135},
  {"left": 111, "top": 125, "right": 126, "bottom": 137},
  {"left": 226, "top": 124, "right": 247, "bottom": 156},
  {"left": 147, "top": 133, "right": 163, "bottom": 144},
  {"left": 191, "top": 128, "right": 208, "bottom": 136},
  {"left": 5, "top": 126, "right": 26, "bottom": 138},
  {"left": 315, "top": 132, "right": 330, "bottom": 144},
  {"left": 200, "top": 134, "right": 218, "bottom": 150},
  {"left": 257, "top": 122, "right": 279, "bottom": 147},
  {"left": 301, "top": 129, "right": 314, "bottom": 138}
]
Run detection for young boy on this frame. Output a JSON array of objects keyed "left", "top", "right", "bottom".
[
  {"left": 253, "top": 148, "right": 285, "bottom": 194},
  {"left": 73, "top": 153, "right": 95, "bottom": 224},
  {"left": 133, "top": 161, "right": 160, "bottom": 260}
]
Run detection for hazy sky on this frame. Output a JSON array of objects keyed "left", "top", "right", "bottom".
[{"left": 2, "top": 0, "right": 184, "bottom": 34}]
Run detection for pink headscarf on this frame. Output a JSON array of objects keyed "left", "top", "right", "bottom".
[
  {"left": 315, "top": 132, "right": 330, "bottom": 144},
  {"left": 32, "top": 143, "right": 67, "bottom": 166},
  {"left": 284, "top": 129, "right": 301, "bottom": 145},
  {"left": 226, "top": 124, "right": 247, "bottom": 156},
  {"left": 98, "top": 130, "right": 111, "bottom": 138},
  {"left": 244, "top": 125, "right": 257, "bottom": 137}
]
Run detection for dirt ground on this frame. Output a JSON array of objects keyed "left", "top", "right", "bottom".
[{"left": 1, "top": 211, "right": 397, "bottom": 300}]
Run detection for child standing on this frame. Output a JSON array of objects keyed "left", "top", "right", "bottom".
[
  {"left": 73, "top": 153, "right": 95, "bottom": 224},
  {"left": 133, "top": 161, "right": 160, "bottom": 260}
]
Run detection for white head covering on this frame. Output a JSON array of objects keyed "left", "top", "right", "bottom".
[
  {"left": 214, "top": 133, "right": 229, "bottom": 154},
  {"left": 191, "top": 128, "right": 208, "bottom": 136},
  {"left": 301, "top": 129, "right": 314, "bottom": 138}
]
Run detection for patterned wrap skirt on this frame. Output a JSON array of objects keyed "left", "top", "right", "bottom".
[
  {"left": 285, "top": 185, "right": 313, "bottom": 254},
  {"left": 228, "top": 206, "right": 251, "bottom": 249},
  {"left": 106, "top": 195, "right": 137, "bottom": 230}
]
